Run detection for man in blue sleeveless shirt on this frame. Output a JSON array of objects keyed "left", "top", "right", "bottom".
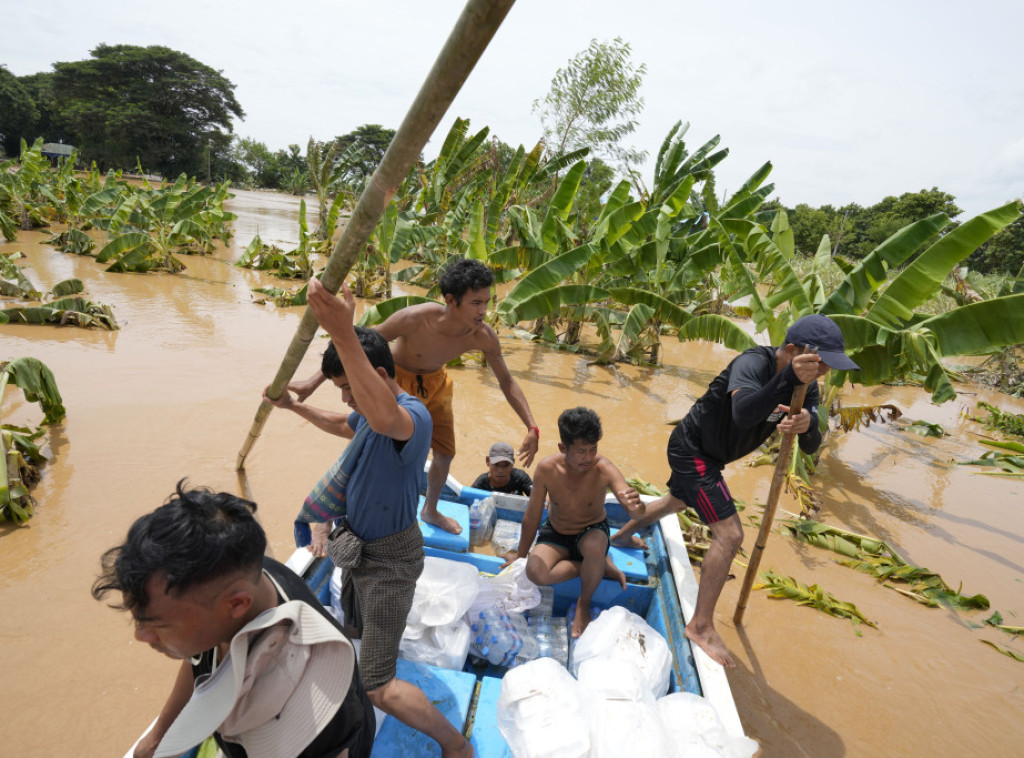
[{"left": 269, "top": 277, "right": 473, "bottom": 758}]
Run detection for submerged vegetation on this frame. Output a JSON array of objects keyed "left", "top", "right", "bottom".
[{"left": 0, "top": 357, "right": 64, "bottom": 523}]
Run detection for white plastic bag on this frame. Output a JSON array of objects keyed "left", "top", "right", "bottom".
[
  {"left": 497, "top": 658, "right": 590, "bottom": 758},
  {"left": 570, "top": 605, "right": 672, "bottom": 699},
  {"left": 406, "top": 556, "right": 480, "bottom": 627},
  {"left": 657, "top": 692, "right": 759, "bottom": 758},
  {"left": 400, "top": 619, "right": 472, "bottom": 670},
  {"left": 470, "top": 558, "right": 541, "bottom": 615},
  {"left": 577, "top": 658, "right": 672, "bottom": 758}
]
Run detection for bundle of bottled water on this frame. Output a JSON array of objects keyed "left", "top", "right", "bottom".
[
  {"left": 469, "top": 609, "right": 528, "bottom": 667},
  {"left": 490, "top": 518, "right": 521, "bottom": 556},
  {"left": 525, "top": 613, "right": 569, "bottom": 666}
]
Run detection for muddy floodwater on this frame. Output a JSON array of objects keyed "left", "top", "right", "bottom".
[{"left": 2, "top": 189, "right": 1023, "bottom": 756}]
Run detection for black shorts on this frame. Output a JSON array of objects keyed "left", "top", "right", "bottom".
[
  {"left": 536, "top": 518, "right": 610, "bottom": 562},
  {"left": 667, "top": 442, "right": 736, "bottom": 525}
]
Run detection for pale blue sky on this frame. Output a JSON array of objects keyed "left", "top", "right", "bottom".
[{"left": 6, "top": 0, "right": 1022, "bottom": 219}]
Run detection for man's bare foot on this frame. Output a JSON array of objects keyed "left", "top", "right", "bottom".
[
  {"left": 420, "top": 508, "right": 462, "bottom": 535},
  {"left": 604, "top": 559, "right": 627, "bottom": 591},
  {"left": 441, "top": 736, "right": 473, "bottom": 758},
  {"left": 571, "top": 603, "right": 591, "bottom": 638},
  {"left": 684, "top": 623, "right": 735, "bottom": 668},
  {"left": 610, "top": 532, "right": 648, "bottom": 550}
]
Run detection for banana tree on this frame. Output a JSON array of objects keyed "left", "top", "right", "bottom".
[
  {"left": 95, "top": 174, "right": 235, "bottom": 272},
  {"left": 306, "top": 136, "right": 364, "bottom": 240},
  {"left": 0, "top": 357, "right": 65, "bottom": 523},
  {"left": 1, "top": 297, "right": 119, "bottom": 329},
  {"left": 0, "top": 138, "right": 55, "bottom": 237}
]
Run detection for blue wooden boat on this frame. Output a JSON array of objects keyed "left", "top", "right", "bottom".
[{"left": 129, "top": 475, "right": 743, "bottom": 757}]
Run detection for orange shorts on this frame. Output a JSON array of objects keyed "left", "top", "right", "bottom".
[{"left": 395, "top": 365, "right": 456, "bottom": 457}]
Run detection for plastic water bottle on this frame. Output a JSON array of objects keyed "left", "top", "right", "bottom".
[
  {"left": 469, "top": 500, "right": 482, "bottom": 531},
  {"left": 508, "top": 612, "right": 538, "bottom": 663},
  {"left": 470, "top": 609, "right": 523, "bottom": 666}
]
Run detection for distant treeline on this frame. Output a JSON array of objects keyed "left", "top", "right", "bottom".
[
  {"left": 766, "top": 190, "right": 1023, "bottom": 276},
  {"left": 2, "top": 45, "right": 1022, "bottom": 276}
]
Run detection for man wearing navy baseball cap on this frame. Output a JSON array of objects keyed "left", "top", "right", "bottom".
[{"left": 611, "top": 313, "right": 858, "bottom": 668}]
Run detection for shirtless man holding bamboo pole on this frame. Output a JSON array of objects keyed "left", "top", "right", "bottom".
[{"left": 292, "top": 258, "right": 539, "bottom": 534}]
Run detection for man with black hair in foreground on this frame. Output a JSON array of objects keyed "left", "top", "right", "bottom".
[{"left": 93, "top": 482, "right": 374, "bottom": 758}]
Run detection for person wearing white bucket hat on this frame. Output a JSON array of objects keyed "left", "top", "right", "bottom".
[{"left": 93, "top": 483, "right": 374, "bottom": 758}]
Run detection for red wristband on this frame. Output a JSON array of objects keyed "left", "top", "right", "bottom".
[{"left": 529, "top": 426, "right": 540, "bottom": 438}]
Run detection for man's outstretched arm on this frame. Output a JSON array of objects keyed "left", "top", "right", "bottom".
[{"left": 482, "top": 338, "right": 539, "bottom": 466}]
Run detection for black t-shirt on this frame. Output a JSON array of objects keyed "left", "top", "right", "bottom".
[
  {"left": 673, "top": 346, "right": 822, "bottom": 467},
  {"left": 191, "top": 557, "right": 375, "bottom": 758},
  {"left": 471, "top": 468, "right": 533, "bottom": 495}
]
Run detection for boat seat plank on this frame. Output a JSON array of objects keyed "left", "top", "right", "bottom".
[
  {"left": 417, "top": 497, "right": 470, "bottom": 552},
  {"left": 469, "top": 676, "right": 512, "bottom": 758},
  {"left": 371, "top": 659, "right": 477, "bottom": 757}
]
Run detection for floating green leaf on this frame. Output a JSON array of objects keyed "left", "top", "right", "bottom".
[
  {"left": 754, "top": 570, "right": 877, "bottom": 631},
  {"left": 979, "top": 639, "right": 1024, "bottom": 663}
]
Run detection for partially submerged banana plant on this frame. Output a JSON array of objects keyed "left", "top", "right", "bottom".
[
  {"left": 0, "top": 296, "right": 118, "bottom": 329},
  {"left": 1, "top": 357, "right": 65, "bottom": 523},
  {"left": 753, "top": 570, "right": 877, "bottom": 633}
]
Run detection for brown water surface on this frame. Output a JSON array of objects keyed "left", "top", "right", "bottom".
[{"left": 2, "top": 189, "right": 1022, "bottom": 756}]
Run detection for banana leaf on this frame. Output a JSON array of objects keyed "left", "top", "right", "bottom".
[
  {"left": 677, "top": 314, "right": 757, "bottom": 353},
  {"left": 497, "top": 244, "right": 595, "bottom": 324},
  {"left": 49, "top": 278, "right": 84, "bottom": 298},
  {"left": 754, "top": 570, "right": 877, "bottom": 631},
  {"left": 504, "top": 284, "right": 610, "bottom": 324},
  {"left": 0, "top": 357, "right": 65, "bottom": 425},
  {"left": 917, "top": 294, "right": 1024, "bottom": 357},
  {"left": 821, "top": 214, "right": 949, "bottom": 316},
  {"left": 540, "top": 161, "right": 586, "bottom": 254},
  {"left": 607, "top": 287, "right": 691, "bottom": 328},
  {"left": 980, "top": 640, "right": 1024, "bottom": 663},
  {"left": 0, "top": 254, "right": 40, "bottom": 299},
  {"left": 868, "top": 203, "right": 1021, "bottom": 328},
  {"left": 96, "top": 232, "right": 153, "bottom": 264},
  {"left": 610, "top": 303, "right": 656, "bottom": 363},
  {"left": 358, "top": 295, "right": 436, "bottom": 327}
]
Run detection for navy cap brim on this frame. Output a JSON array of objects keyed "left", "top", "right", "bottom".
[{"left": 819, "top": 350, "right": 860, "bottom": 371}]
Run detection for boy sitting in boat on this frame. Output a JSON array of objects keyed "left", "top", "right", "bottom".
[
  {"left": 505, "top": 407, "right": 645, "bottom": 637},
  {"left": 92, "top": 482, "right": 375, "bottom": 758}
]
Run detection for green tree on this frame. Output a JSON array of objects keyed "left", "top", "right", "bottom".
[
  {"left": 16, "top": 72, "right": 72, "bottom": 147},
  {"left": 51, "top": 44, "right": 244, "bottom": 177},
  {"left": 532, "top": 37, "right": 647, "bottom": 171},
  {"left": 235, "top": 138, "right": 285, "bottom": 188},
  {"left": 0, "top": 65, "right": 39, "bottom": 157},
  {"left": 968, "top": 202, "right": 1024, "bottom": 276},
  {"left": 333, "top": 124, "right": 396, "bottom": 181}
]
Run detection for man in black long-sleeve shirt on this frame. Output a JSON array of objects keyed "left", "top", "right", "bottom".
[{"left": 611, "top": 314, "right": 859, "bottom": 668}]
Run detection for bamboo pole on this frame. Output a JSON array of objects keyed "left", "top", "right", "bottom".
[
  {"left": 236, "top": 0, "right": 516, "bottom": 471},
  {"left": 733, "top": 354, "right": 816, "bottom": 624}
]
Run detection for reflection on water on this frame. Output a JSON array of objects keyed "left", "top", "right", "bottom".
[{"left": 1, "top": 189, "right": 1022, "bottom": 756}]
